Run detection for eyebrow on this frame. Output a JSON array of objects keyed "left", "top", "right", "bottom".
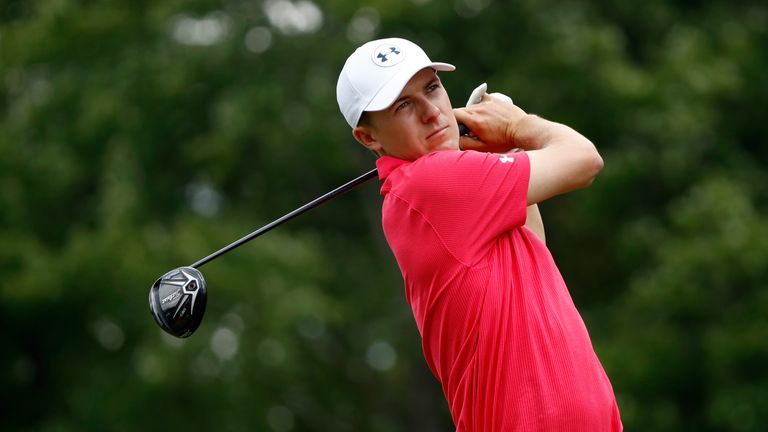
[{"left": 390, "top": 77, "right": 441, "bottom": 108}]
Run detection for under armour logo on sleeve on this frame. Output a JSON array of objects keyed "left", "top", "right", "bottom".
[{"left": 499, "top": 155, "right": 515, "bottom": 164}]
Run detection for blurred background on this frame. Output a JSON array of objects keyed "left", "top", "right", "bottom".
[{"left": 1, "top": 0, "right": 766, "bottom": 430}]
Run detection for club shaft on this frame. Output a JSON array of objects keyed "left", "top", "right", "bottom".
[{"left": 190, "top": 168, "right": 378, "bottom": 269}]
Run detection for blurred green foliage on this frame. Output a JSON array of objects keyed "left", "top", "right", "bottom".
[{"left": 1, "top": 0, "right": 766, "bottom": 430}]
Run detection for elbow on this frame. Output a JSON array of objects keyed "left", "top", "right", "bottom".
[
  {"left": 588, "top": 149, "right": 604, "bottom": 182},
  {"left": 575, "top": 142, "right": 603, "bottom": 189}
]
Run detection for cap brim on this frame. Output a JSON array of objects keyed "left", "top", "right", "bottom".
[{"left": 364, "top": 62, "right": 455, "bottom": 113}]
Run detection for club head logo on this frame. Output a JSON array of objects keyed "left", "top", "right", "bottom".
[
  {"left": 160, "top": 267, "right": 202, "bottom": 319},
  {"left": 372, "top": 44, "right": 405, "bottom": 67}
]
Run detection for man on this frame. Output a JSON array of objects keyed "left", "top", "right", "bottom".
[{"left": 336, "top": 37, "right": 622, "bottom": 431}]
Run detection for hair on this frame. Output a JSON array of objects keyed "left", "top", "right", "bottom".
[{"left": 357, "top": 111, "right": 373, "bottom": 128}]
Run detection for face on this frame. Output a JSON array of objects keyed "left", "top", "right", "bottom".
[{"left": 353, "top": 68, "right": 460, "bottom": 161}]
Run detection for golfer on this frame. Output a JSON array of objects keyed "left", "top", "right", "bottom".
[{"left": 337, "top": 38, "right": 622, "bottom": 431}]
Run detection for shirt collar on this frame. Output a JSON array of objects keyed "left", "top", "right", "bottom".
[
  {"left": 375, "top": 156, "right": 410, "bottom": 195},
  {"left": 376, "top": 156, "right": 410, "bottom": 181}
]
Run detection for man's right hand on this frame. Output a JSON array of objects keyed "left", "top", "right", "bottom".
[{"left": 453, "top": 93, "right": 528, "bottom": 153}]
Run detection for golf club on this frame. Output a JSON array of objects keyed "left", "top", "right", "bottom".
[{"left": 149, "top": 168, "right": 379, "bottom": 338}]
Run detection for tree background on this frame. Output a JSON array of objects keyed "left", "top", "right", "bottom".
[{"left": 1, "top": 0, "right": 766, "bottom": 430}]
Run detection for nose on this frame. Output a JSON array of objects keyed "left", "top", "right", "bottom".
[{"left": 420, "top": 100, "right": 440, "bottom": 124}]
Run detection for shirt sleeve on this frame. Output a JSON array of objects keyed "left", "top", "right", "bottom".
[{"left": 401, "top": 150, "right": 530, "bottom": 266}]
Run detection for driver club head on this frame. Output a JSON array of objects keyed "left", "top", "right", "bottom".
[{"left": 148, "top": 266, "right": 207, "bottom": 338}]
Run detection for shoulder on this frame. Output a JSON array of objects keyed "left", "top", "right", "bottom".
[
  {"left": 410, "top": 150, "right": 527, "bottom": 181},
  {"left": 390, "top": 151, "right": 479, "bottom": 198},
  {"left": 387, "top": 150, "right": 530, "bottom": 200},
  {"left": 409, "top": 150, "right": 483, "bottom": 177},
  {"left": 400, "top": 151, "right": 464, "bottom": 191}
]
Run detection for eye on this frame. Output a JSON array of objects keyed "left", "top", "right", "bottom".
[
  {"left": 395, "top": 100, "right": 410, "bottom": 112},
  {"left": 427, "top": 81, "right": 441, "bottom": 93}
]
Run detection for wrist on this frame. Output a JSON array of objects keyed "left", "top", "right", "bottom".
[{"left": 510, "top": 114, "right": 541, "bottom": 148}]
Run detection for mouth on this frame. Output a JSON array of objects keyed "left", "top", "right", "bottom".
[{"left": 426, "top": 125, "right": 449, "bottom": 141}]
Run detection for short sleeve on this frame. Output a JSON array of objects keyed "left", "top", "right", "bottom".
[{"left": 400, "top": 150, "right": 530, "bottom": 265}]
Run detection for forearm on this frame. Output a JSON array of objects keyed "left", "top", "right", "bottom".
[
  {"left": 515, "top": 115, "right": 604, "bottom": 203},
  {"left": 512, "top": 114, "right": 596, "bottom": 154}
]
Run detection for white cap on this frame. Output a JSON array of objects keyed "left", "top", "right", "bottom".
[{"left": 336, "top": 38, "right": 455, "bottom": 128}]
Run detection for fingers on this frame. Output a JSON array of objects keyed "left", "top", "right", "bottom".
[
  {"left": 453, "top": 100, "right": 492, "bottom": 128},
  {"left": 453, "top": 102, "right": 494, "bottom": 136},
  {"left": 459, "top": 135, "right": 484, "bottom": 151},
  {"left": 453, "top": 107, "right": 469, "bottom": 124}
]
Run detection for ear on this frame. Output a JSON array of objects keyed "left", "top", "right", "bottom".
[{"left": 352, "top": 124, "right": 384, "bottom": 156}]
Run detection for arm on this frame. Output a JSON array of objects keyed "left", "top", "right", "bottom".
[
  {"left": 513, "top": 114, "right": 603, "bottom": 205},
  {"left": 525, "top": 204, "right": 546, "bottom": 244},
  {"left": 453, "top": 95, "right": 603, "bottom": 206}
]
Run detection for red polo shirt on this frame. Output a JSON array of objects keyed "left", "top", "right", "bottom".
[{"left": 376, "top": 150, "right": 621, "bottom": 431}]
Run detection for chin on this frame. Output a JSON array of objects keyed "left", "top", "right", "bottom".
[
  {"left": 443, "top": 129, "right": 460, "bottom": 150},
  {"left": 439, "top": 137, "right": 461, "bottom": 152}
]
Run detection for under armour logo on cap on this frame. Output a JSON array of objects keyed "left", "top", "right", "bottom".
[{"left": 372, "top": 44, "right": 405, "bottom": 67}]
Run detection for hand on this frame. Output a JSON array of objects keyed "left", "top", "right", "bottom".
[{"left": 453, "top": 93, "right": 529, "bottom": 153}]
